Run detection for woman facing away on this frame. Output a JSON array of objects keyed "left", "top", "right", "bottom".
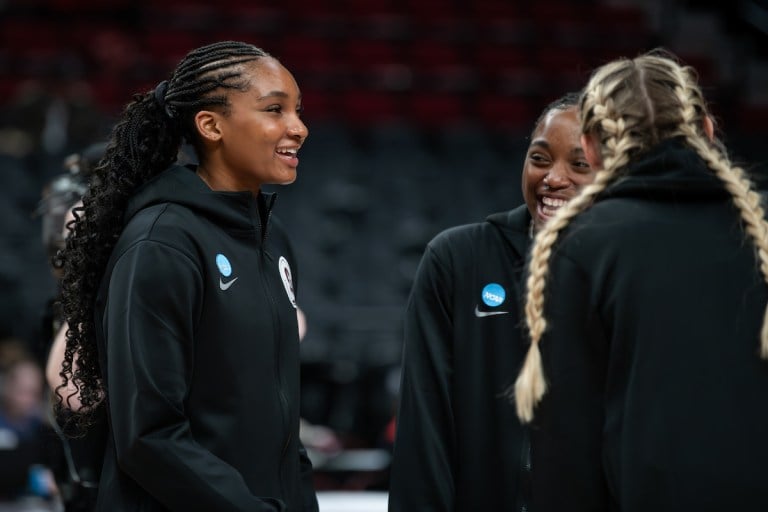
[
  {"left": 389, "top": 92, "right": 596, "bottom": 511},
  {"left": 515, "top": 50, "right": 768, "bottom": 511},
  {"left": 59, "top": 41, "right": 317, "bottom": 511}
]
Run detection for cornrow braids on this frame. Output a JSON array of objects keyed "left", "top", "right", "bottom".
[
  {"left": 164, "top": 41, "right": 270, "bottom": 144},
  {"left": 667, "top": 59, "right": 768, "bottom": 358},
  {"left": 58, "top": 41, "right": 270, "bottom": 432}
]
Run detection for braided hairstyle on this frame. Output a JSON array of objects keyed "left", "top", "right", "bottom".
[
  {"left": 58, "top": 41, "right": 271, "bottom": 430},
  {"left": 514, "top": 50, "right": 768, "bottom": 423}
]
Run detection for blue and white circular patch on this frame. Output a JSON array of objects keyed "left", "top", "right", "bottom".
[
  {"left": 481, "top": 283, "right": 506, "bottom": 307},
  {"left": 215, "top": 253, "right": 232, "bottom": 277}
]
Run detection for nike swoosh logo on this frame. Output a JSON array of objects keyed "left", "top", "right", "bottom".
[
  {"left": 474, "top": 305, "right": 508, "bottom": 317},
  {"left": 219, "top": 277, "right": 238, "bottom": 291}
]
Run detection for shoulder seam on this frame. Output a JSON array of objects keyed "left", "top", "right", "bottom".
[
  {"left": 114, "top": 238, "right": 201, "bottom": 272},
  {"left": 113, "top": 204, "right": 200, "bottom": 269}
]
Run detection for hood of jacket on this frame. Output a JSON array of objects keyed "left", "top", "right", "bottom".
[
  {"left": 486, "top": 204, "right": 531, "bottom": 262},
  {"left": 124, "top": 164, "right": 274, "bottom": 235},
  {"left": 599, "top": 137, "right": 731, "bottom": 202}
]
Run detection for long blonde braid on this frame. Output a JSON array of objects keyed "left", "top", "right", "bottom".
[
  {"left": 514, "top": 64, "right": 645, "bottom": 422},
  {"left": 669, "top": 62, "right": 768, "bottom": 357},
  {"left": 514, "top": 169, "right": 614, "bottom": 422},
  {"left": 514, "top": 52, "right": 768, "bottom": 423}
]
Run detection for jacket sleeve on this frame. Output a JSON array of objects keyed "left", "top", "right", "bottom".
[
  {"left": 103, "top": 241, "right": 284, "bottom": 512},
  {"left": 389, "top": 244, "right": 456, "bottom": 512}
]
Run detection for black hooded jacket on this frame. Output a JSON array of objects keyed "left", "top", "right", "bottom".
[
  {"left": 389, "top": 204, "right": 533, "bottom": 511},
  {"left": 531, "top": 139, "right": 768, "bottom": 511},
  {"left": 93, "top": 165, "right": 317, "bottom": 511}
]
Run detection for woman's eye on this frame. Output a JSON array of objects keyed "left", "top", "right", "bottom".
[
  {"left": 265, "top": 105, "right": 282, "bottom": 113},
  {"left": 529, "top": 153, "right": 549, "bottom": 164},
  {"left": 573, "top": 161, "right": 591, "bottom": 170},
  {"left": 296, "top": 105, "right": 304, "bottom": 117}
]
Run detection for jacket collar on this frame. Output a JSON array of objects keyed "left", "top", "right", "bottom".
[
  {"left": 125, "top": 164, "right": 277, "bottom": 238},
  {"left": 486, "top": 204, "right": 531, "bottom": 260}
]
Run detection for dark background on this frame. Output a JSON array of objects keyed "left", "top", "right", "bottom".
[{"left": 1, "top": 0, "right": 766, "bottom": 489}]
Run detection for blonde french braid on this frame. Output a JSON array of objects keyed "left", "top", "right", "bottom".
[
  {"left": 514, "top": 168, "right": 612, "bottom": 422},
  {"left": 514, "top": 78, "right": 643, "bottom": 422},
  {"left": 670, "top": 65, "right": 768, "bottom": 357},
  {"left": 515, "top": 51, "right": 768, "bottom": 423}
]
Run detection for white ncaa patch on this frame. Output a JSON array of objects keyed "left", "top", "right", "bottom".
[{"left": 278, "top": 256, "right": 297, "bottom": 308}]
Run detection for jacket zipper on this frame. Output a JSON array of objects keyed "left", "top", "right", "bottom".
[{"left": 254, "top": 198, "right": 290, "bottom": 499}]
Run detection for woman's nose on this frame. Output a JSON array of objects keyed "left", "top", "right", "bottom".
[
  {"left": 543, "top": 165, "right": 569, "bottom": 188},
  {"left": 289, "top": 118, "right": 309, "bottom": 141}
]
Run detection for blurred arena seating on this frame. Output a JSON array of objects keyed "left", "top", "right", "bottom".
[{"left": 0, "top": 0, "right": 766, "bottom": 495}]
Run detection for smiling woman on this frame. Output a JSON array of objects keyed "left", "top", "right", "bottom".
[
  {"left": 522, "top": 94, "right": 593, "bottom": 232},
  {"left": 59, "top": 41, "right": 317, "bottom": 511},
  {"left": 388, "top": 92, "right": 597, "bottom": 512},
  {"left": 194, "top": 56, "right": 307, "bottom": 193}
]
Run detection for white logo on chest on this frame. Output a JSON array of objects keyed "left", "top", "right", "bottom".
[{"left": 279, "top": 256, "right": 297, "bottom": 308}]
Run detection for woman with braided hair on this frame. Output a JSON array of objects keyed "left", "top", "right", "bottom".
[
  {"left": 513, "top": 50, "right": 768, "bottom": 511},
  {"left": 59, "top": 41, "right": 316, "bottom": 511}
]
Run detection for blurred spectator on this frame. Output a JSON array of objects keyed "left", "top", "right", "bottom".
[
  {"left": 35, "top": 143, "right": 104, "bottom": 364},
  {"left": 0, "top": 338, "right": 61, "bottom": 511},
  {"left": 37, "top": 144, "right": 105, "bottom": 512},
  {"left": 0, "top": 78, "right": 107, "bottom": 360}
]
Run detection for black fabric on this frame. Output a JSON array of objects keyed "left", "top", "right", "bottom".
[
  {"left": 530, "top": 140, "right": 768, "bottom": 511},
  {"left": 389, "top": 204, "right": 534, "bottom": 511},
  {"left": 93, "top": 165, "right": 317, "bottom": 511},
  {"left": 53, "top": 407, "right": 106, "bottom": 511}
]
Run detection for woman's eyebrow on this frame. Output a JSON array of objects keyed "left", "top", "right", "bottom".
[{"left": 257, "top": 91, "right": 289, "bottom": 101}]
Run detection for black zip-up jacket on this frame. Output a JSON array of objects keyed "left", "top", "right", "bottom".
[
  {"left": 93, "top": 165, "right": 318, "bottom": 511},
  {"left": 531, "top": 139, "right": 768, "bottom": 511},
  {"left": 389, "top": 205, "right": 533, "bottom": 511}
]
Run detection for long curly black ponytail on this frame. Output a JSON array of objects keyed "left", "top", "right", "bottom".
[{"left": 58, "top": 41, "right": 270, "bottom": 431}]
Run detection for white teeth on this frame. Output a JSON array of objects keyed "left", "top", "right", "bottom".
[
  {"left": 542, "top": 197, "right": 566, "bottom": 208},
  {"left": 277, "top": 148, "right": 297, "bottom": 156}
]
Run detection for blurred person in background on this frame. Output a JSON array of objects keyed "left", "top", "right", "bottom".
[
  {"left": 37, "top": 143, "right": 105, "bottom": 512},
  {"left": 59, "top": 41, "right": 317, "bottom": 511},
  {"left": 0, "top": 338, "right": 60, "bottom": 511},
  {"left": 37, "top": 144, "right": 104, "bottom": 349},
  {"left": 389, "top": 92, "right": 596, "bottom": 511},
  {"left": 515, "top": 50, "right": 768, "bottom": 511}
]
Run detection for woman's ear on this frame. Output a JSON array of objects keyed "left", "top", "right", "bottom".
[
  {"left": 581, "top": 133, "right": 603, "bottom": 170},
  {"left": 703, "top": 115, "right": 715, "bottom": 142},
  {"left": 194, "top": 110, "right": 222, "bottom": 142}
]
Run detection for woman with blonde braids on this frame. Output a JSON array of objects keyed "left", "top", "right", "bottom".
[{"left": 514, "top": 51, "right": 768, "bottom": 511}]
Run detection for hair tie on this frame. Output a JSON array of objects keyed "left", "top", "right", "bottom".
[{"left": 153, "top": 80, "right": 174, "bottom": 119}]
